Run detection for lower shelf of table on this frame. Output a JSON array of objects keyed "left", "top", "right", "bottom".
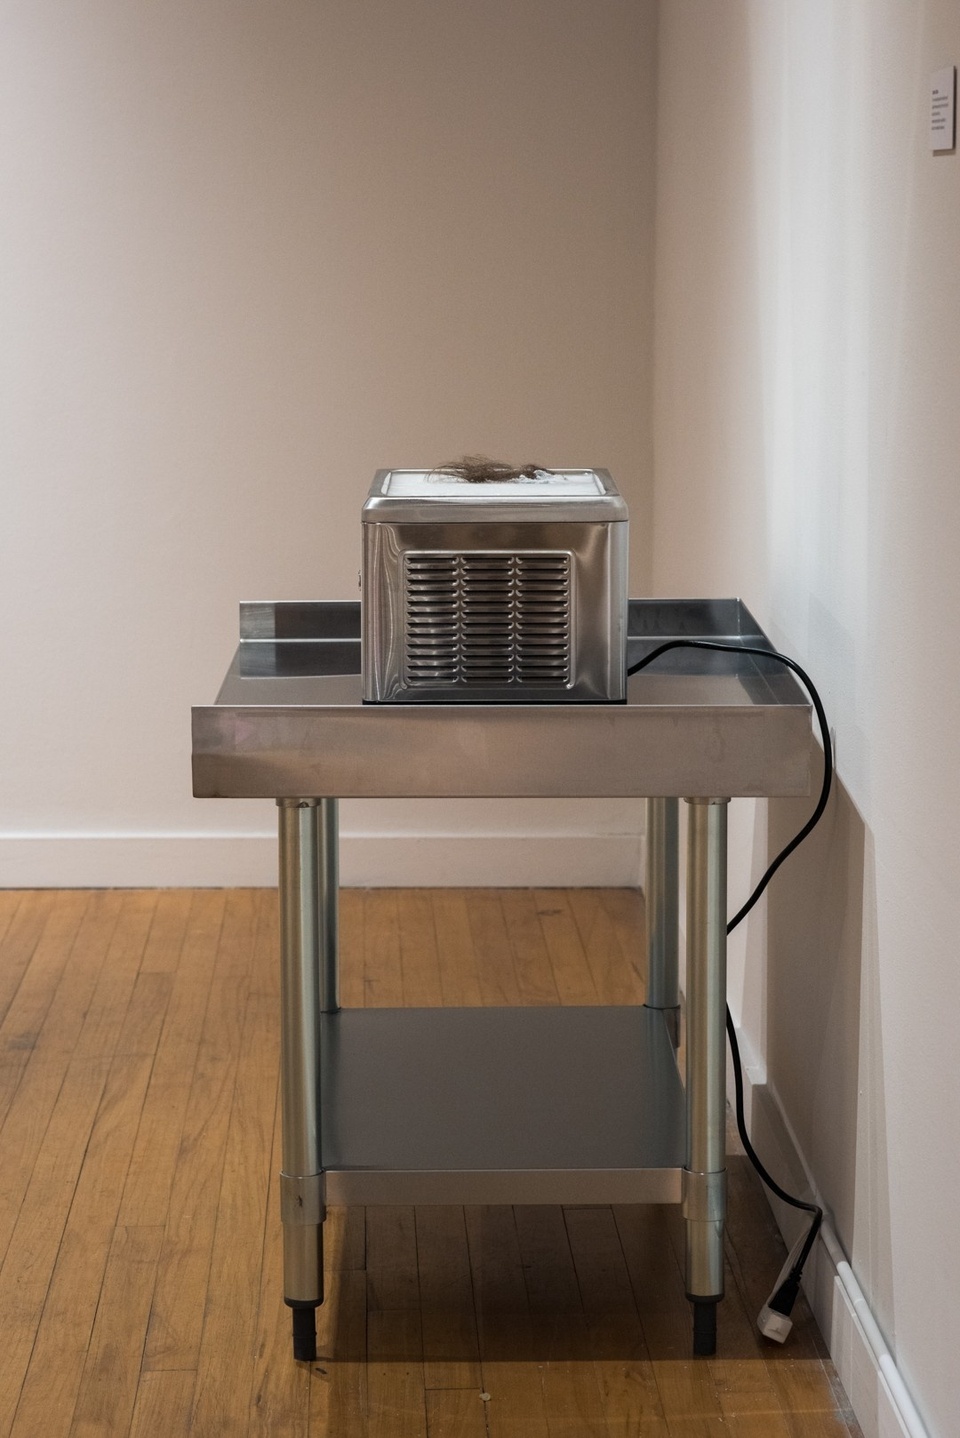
[{"left": 319, "top": 1005, "right": 685, "bottom": 1206}]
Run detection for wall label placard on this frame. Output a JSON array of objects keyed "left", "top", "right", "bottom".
[{"left": 930, "top": 66, "right": 956, "bottom": 151}]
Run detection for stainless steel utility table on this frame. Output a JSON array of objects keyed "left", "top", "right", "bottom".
[{"left": 192, "top": 599, "right": 813, "bottom": 1361}]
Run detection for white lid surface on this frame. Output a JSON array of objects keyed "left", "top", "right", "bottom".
[{"left": 381, "top": 469, "right": 604, "bottom": 500}]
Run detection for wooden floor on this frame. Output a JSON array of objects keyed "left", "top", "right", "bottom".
[{"left": 0, "top": 888, "right": 861, "bottom": 1438}]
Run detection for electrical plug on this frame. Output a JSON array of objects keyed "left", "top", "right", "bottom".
[{"left": 757, "top": 1230, "right": 808, "bottom": 1344}]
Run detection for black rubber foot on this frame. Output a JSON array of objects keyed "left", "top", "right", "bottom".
[
  {"left": 692, "top": 1299, "right": 718, "bottom": 1357},
  {"left": 290, "top": 1304, "right": 317, "bottom": 1362}
]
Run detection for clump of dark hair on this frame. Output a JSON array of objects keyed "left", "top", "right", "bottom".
[{"left": 433, "top": 455, "right": 550, "bottom": 484}]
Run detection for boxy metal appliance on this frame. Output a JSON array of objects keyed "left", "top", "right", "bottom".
[{"left": 361, "top": 467, "right": 628, "bottom": 703}]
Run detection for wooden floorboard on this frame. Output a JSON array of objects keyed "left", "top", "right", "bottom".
[{"left": 0, "top": 887, "right": 861, "bottom": 1437}]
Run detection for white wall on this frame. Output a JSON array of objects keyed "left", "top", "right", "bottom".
[
  {"left": 0, "top": 0, "right": 657, "bottom": 887},
  {"left": 655, "top": 4, "right": 960, "bottom": 1435}
]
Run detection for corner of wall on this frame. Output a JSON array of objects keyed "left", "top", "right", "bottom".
[{"left": 730, "top": 1024, "right": 929, "bottom": 1438}]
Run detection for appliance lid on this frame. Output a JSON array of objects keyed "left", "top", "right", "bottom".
[{"left": 362, "top": 467, "right": 628, "bottom": 524}]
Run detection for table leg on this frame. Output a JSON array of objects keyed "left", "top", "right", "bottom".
[
  {"left": 277, "top": 797, "right": 339, "bottom": 1362},
  {"left": 644, "top": 797, "right": 680, "bottom": 1045},
  {"left": 683, "top": 797, "right": 729, "bottom": 1356}
]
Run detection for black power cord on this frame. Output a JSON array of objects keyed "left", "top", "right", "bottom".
[{"left": 628, "top": 637, "right": 830, "bottom": 1339}]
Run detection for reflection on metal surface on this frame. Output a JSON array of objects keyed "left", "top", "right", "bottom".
[
  {"left": 682, "top": 1168, "right": 727, "bottom": 1222},
  {"left": 684, "top": 797, "right": 729, "bottom": 1301},
  {"left": 279, "top": 1171, "right": 325, "bottom": 1226},
  {"left": 363, "top": 519, "right": 627, "bottom": 703},
  {"left": 318, "top": 1005, "right": 683, "bottom": 1206},
  {"left": 192, "top": 600, "right": 813, "bottom": 800},
  {"left": 645, "top": 796, "right": 680, "bottom": 1014},
  {"left": 324, "top": 1168, "right": 681, "bottom": 1206},
  {"left": 241, "top": 600, "right": 361, "bottom": 641},
  {"left": 277, "top": 799, "right": 325, "bottom": 1306}
]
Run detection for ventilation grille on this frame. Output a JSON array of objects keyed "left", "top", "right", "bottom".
[{"left": 403, "top": 551, "right": 572, "bottom": 688}]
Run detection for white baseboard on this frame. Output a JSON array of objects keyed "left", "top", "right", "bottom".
[
  {"left": 731, "top": 1030, "right": 928, "bottom": 1438},
  {"left": 0, "top": 832, "right": 643, "bottom": 889}
]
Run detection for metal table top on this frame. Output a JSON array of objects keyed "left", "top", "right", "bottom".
[{"left": 191, "top": 599, "right": 813, "bottom": 799}]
